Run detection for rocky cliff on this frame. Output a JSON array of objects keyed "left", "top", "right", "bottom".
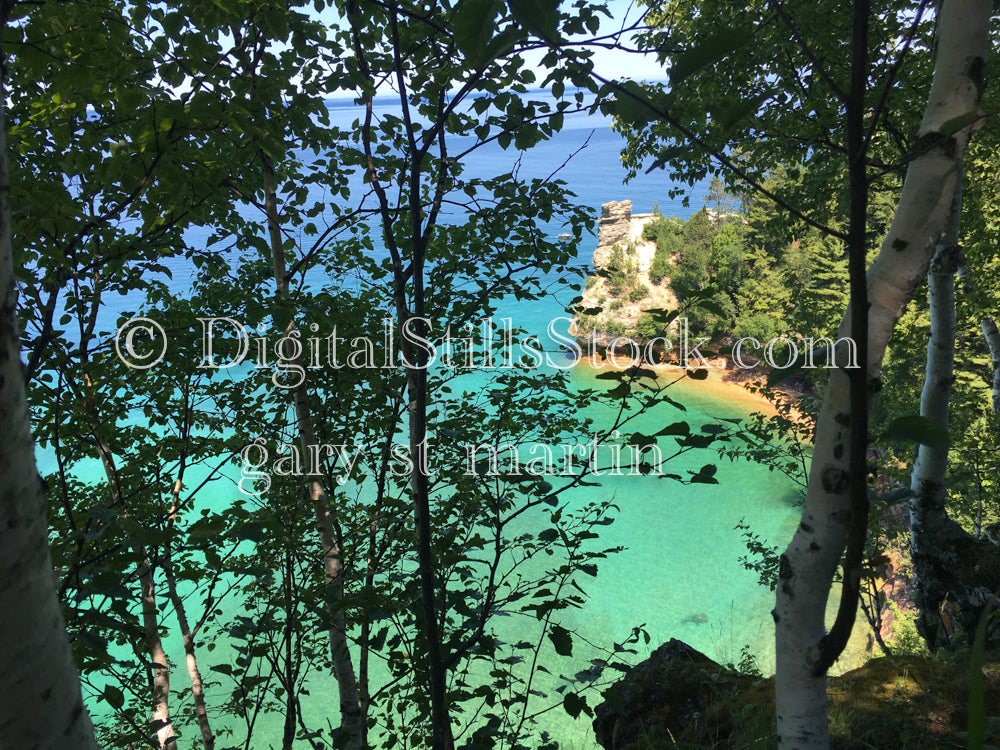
[{"left": 573, "top": 200, "right": 677, "bottom": 346}]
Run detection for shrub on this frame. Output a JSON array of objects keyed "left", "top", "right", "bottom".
[
  {"left": 635, "top": 313, "right": 662, "bottom": 341},
  {"left": 888, "top": 603, "right": 930, "bottom": 657},
  {"left": 606, "top": 241, "right": 639, "bottom": 296},
  {"left": 606, "top": 319, "right": 627, "bottom": 337},
  {"left": 643, "top": 215, "right": 683, "bottom": 285}
]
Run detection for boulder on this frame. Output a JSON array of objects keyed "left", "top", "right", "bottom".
[{"left": 592, "top": 639, "right": 758, "bottom": 750}]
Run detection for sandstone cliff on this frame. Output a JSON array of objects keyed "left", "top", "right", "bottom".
[{"left": 573, "top": 200, "right": 677, "bottom": 345}]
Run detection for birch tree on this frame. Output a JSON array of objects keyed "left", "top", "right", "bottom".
[
  {"left": 775, "top": 2, "right": 991, "bottom": 745},
  {"left": 907, "top": 171, "right": 1000, "bottom": 652},
  {"left": 611, "top": 0, "right": 994, "bottom": 745},
  {"left": 0, "top": 2, "right": 98, "bottom": 746}
]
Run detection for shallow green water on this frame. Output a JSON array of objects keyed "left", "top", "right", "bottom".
[
  {"left": 204, "top": 365, "right": 803, "bottom": 749},
  {"left": 43, "top": 348, "right": 801, "bottom": 749},
  {"left": 500, "top": 367, "right": 801, "bottom": 747}
]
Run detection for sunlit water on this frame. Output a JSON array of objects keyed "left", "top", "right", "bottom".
[{"left": 33, "top": 90, "right": 810, "bottom": 748}]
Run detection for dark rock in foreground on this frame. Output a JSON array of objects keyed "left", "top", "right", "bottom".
[
  {"left": 592, "top": 638, "right": 1000, "bottom": 749},
  {"left": 592, "top": 639, "right": 764, "bottom": 749}
]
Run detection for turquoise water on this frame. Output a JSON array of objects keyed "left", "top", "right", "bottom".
[
  {"left": 519, "top": 369, "right": 799, "bottom": 747},
  {"left": 34, "top": 90, "right": 805, "bottom": 748},
  {"left": 240, "top": 364, "right": 802, "bottom": 749}
]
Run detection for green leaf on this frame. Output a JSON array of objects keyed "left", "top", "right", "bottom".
[
  {"left": 624, "top": 367, "right": 658, "bottom": 380},
  {"left": 709, "top": 93, "right": 765, "bottom": 132},
  {"left": 881, "top": 415, "right": 950, "bottom": 446},
  {"left": 606, "top": 383, "right": 630, "bottom": 399},
  {"left": 603, "top": 687, "right": 626, "bottom": 716},
  {"left": 453, "top": 0, "right": 502, "bottom": 64},
  {"left": 628, "top": 432, "right": 657, "bottom": 447},
  {"left": 189, "top": 514, "right": 227, "bottom": 540},
  {"left": 538, "top": 528, "right": 560, "bottom": 543},
  {"left": 562, "top": 691, "right": 591, "bottom": 718},
  {"left": 103, "top": 685, "right": 125, "bottom": 709},
  {"left": 549, "top": 624, "right": 573, "bottom": 656},
  {"left": 656, "top": 421, "right": 690, "bottom": 436},
  {"left": 609, "top": 81, "right": 660, "bottom": 127},
  {"left": 967, "top": 596, "right": 996, "bottom": 749},
  {"left": 693, "top": 298, "right": 730, "bottom": 319},
  {"left": 660, "top": 394, "right": 688, "bottom": 412},
  {"left": 690, "top": 464, "right": 719, "bottom": 484},
  {"left": 507, "top": 0, "right": 561, "bottom": 45},
  {"left": 649, "top": 308, "right": 680, "bottom": 325},
  {"left": 669, "top": 26, "right": 755, "bottom": 84},
  {"left": 686, "top": 368, "right": 708, "bottom": 380}
]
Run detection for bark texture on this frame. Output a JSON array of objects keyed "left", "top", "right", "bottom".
[
  {"left": 909, "top": 178, "right": 1000, "bottom": 650},
  {"left": 909, "top": 179, "right": 962, "bottom": 648},
  {"left": 0, "top": 54, "right": 100, "bottom": 750},
  {"left": 166, "top": 481, "right": 215, "bottom": 750},
  {"left": 982, "top": 316, "right": 1000, "bottom": 416},
  {"left": 774, "top": 2, "right": 992, "bottom": 747},
  {"left": 87, "top": 388, "right": 177, "bottom": 749},
  {"left": 262, "top": 153, "right": 365, "bottom": 749}
]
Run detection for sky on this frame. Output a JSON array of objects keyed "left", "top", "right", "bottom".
[
  {"left": 572, "top": 0, "right": 670, "bottom": 82},
  {"left": 319, "top": 0, "right": 670, "bottom": 97}
]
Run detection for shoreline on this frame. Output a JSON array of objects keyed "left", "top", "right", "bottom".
[{"left": 572, "top": 352, "right": 796, "bottom": 417}]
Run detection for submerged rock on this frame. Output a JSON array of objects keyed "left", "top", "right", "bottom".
[{"left": 682, "top": 612, "right": 709, "bottom": 624}]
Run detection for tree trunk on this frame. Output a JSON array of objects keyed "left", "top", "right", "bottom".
[
  {"left": 909, "top": 176, "right": 963, "bottom": 651},
  {"left": 909, "top": 176, "right": 1000, "bottom": 650},
  {"left": 982, "top": 317, "right": 1000, "bottom": 416},
  {"left": 774, "top": 2, "right": 991, "bottom": 747},
  {"left": 163, "top": 557, "right": 214, "bottom": 750},
  {"left": 165, "top": 481, "right": 215, "bottom": 750},
  {"left": 136, "top": 555, "right": 178, "bottom": 750},
  {"left": 91, "top": 428, "right": 179, "bottom": 749},
  {"left": 261, "top": 152, "right": 365, "bottom": 749},
  {"left": 0, "top": 57, "right": 100, "bottom": 748}
]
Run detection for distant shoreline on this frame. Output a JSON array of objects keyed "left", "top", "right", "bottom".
[{"left": 573, "top": 351, "right": 796, "bottom": 417}]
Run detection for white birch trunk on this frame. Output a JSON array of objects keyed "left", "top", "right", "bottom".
[
  {"left": 138, "top": 557, "right": 178, "bottom": 750},
  {"left": 909, "top": 177, "right": 962, "bottom": 650},
  {"left": 166, "top": 482, "right": 214, "bottom": 750},
  {"left": 0, "top": 63, "right": 99, "bottom": 750},
  {"left": 774, "top": 2, "right": 991, "bottom": 747},
  {"left": 92, "top": 432, "right": 178, "bottom": 749},
  {"left": 981, "top": 317, "right": 1000, "bottom": 415},
  {"left": 261, "top": 154, "right": 364, "bottom": 749}
]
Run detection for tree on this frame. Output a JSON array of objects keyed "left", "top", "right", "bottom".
[
  {"left": 608, "top": 0, "right": 994, "bottom": 746},
  {"left": 334, "top": 2, "right": 636, "bottom": 744},
  {"left": 0, "top": 1, "right": 98, "bottom": 746},
  {"left": 8, "top": 2, "right": 685, "bottom": 748},
  {"left": 768, "top": 4, "right": 989, "bottom": 746}
]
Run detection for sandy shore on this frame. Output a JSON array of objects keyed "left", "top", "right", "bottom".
[{"left": 574, "top": 354, "right": 785, "bottom": 417}]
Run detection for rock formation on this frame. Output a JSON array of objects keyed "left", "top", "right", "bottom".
[
  {"left": 593, "top": 200, "right": 634, "bottom": 270},
  {"left": 592, "top": 639, "right": 759, "bottom": 750},
  {"left": 592, "top": 638, "right": 1000, "bottom": 749},
  {"left": 573, "top": 200, "right": 676, "bottom": 349}
]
